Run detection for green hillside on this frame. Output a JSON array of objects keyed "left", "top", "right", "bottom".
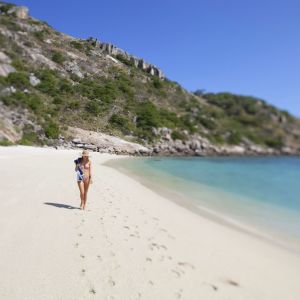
[{"left": 0, "top": 2, "right": 299, "bottom": 155}]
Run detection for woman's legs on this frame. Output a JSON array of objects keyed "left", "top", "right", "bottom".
[
  {"left": 77, "top": 181, "right": 85, "bottom": 209},
  {"left": 83, "top": 179, "right": 90, "bottom": 210}
]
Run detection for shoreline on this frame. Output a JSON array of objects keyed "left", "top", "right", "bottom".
[
  {"left": 1, "top": 146, "right": 300, "bottom": 299},
  {"left": 105, "top": 156, "right": 300, "bottom": 255}
]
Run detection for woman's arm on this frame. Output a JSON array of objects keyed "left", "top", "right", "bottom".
[
  {"left": 89, "top": 161, "right": 92, "bottom": 182},
  {"left": 74, "top": 160, "right": 78, "bottom": 172}
]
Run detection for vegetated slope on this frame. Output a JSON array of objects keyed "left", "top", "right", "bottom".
[{"left": 0, "top": 2, "right": 299, "bottom": 155}]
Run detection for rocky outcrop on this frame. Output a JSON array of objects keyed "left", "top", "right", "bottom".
[
  {"left": 8, "top": 6, "right": 28, "bottom": 19},
  {"left": 0, "top": 3, "right": 28, "bottom": 19},
  {"left": 60, "top": 127, "right": 152, "bottom": 155},
  {"left": 29, "top": 73, "right": 41, "bottom": 86},
  {"left": 0, "top": 51, "right": 15, "bottom": 77},
  {"left": 149, "top": 127, "right": 300, "bottom": 156},
  {"left": 0, "top": 102, "right": 40, "bottom": 142},
  {"left": 0, "top": 64, "right": 15, "bottom": 77},
  {"left": 86, "top": 37, "right": 165, "bottom": 79}
]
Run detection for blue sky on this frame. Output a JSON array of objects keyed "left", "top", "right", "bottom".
[{"left": 11, "top": 0, "right": 300, "bottom": 116}]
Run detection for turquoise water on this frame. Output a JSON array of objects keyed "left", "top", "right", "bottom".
[{"left": 108, "top": 156, "right": 300, "bottom": 248}]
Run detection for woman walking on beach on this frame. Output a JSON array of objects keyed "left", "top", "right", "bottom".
[{"left": 75, "top": 150, "right": 92, "bottom": 210}]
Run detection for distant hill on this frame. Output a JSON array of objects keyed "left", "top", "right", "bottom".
[{"left": 1, "top": 1, "right": 299, "bottom": 155}]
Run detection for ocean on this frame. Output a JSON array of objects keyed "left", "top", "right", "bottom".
[{"left": 107, "top": 156, "right": 300, "bottom": 251}]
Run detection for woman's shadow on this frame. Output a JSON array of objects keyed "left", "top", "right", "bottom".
[{"left": 44, "top": 202, "right": 80, "bottom": 210}]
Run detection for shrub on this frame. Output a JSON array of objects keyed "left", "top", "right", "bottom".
[
  {"left": 11, "top": 59, "right": 27, "bottom": 71},
  {"left": 265, "top": 137, "right": 283, "bottom": 149},
  {"left": 179, "top": 115, "right": 197, "bottom": 133},
  {"left": 37, "top": 69, "right": 73, "bottom": 97},
  {"left": 26, "top": 94, "right": 42, "bottom": 111},
  {"left": 98, "top": 82, "right": 118, "bottom": 103},
  {"left": 152, "top": 77, "right": 163, "bottom": 89},
  {"left": 36, "top": 69, "right": 58, "bottom": 94},
  {"left": 19, "top": 132, "right": 40, "bottom": 145},
  {"left": 171, "top": 130, "right": 186, "bottom": 141},
  {"left": 52, "top": 96, "right": 63, "bottom": 105},
  {"left": 0, "top": 92, "right": 42, "bottom": 112},
  {"left": 135, "top": 102, "right": 161, "bottom": 129},
  {"left": 116, "top": 54, "right": 134, "bottom": 67},
  {"left": 0, "top": 139, "right": 14, "bottom": 146},
  {"left": 0, "top": 17, "right": 22, "bottom": 31},
  {"left": 52, "top": 51, "right": 65, "bottom": 65},
  {"left": 70, "top": 40, "right": 84, "bottom": 51},
  {"left": 197, "top": 115, "right": 216, "bottom": 130},
  {"left": 34, "top": 30, "right": 47, "bottom": 41},
  {"left": 227, "top": 130, "right": 242, "bottom": 145},
  {"left": 6, "top": 71, "right": 29, "bottom": 89},
  {"left": 0, "top": 3, "right": 14, "bottom": 14},
  {"left": 159, "top": 109, "right": 180, "bottom": 128},
  {"left": 1, "top": 92, "right": 26, "bottom": 106},
  {"left": 109, "top": 114, "right": 132, "bottom": 133},
  {"left": 43, "top": 121, "right": 60, "bottom": 139},
  {"left": 85, "top": 100, "right": 101, "bottom": 115},
  {"left": 76, "top": 79, "right": 118, "bottom": 103},
  {"left": 67, "top": 100, "right": 80, "bottom": 110},
  {"left": 59, "top": 79, "right": 73, "bottom": 94}
]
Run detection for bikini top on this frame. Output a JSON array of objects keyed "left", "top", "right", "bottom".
[
  {"left": 75, "top": 158, "right": 90, "bottom": 170},
  {"left": 81, "top": 162, "right": 90, "bottom": 170}
]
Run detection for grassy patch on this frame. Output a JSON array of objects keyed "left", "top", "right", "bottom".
[
  {"left": 5, "top": 71, "right": 30, "bottom": 89},
  {"left": 43, "top": 121, "right": 60, "bottom": 139},
  {"left": 0, "top": 139, "right": 14, "bottom": 146},
  {"left": 51, "top": 51, "right": 66, "bottom": 65}
]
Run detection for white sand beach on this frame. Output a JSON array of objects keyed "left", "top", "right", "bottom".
[{"left": 0, "top": 146, "right": 300, "bottom": 300}]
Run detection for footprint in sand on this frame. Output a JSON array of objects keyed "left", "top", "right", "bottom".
[
  {"left": 171, "top": 269, "right": 181, "bottom": 278},
  {"left": 148, "top": 280, "right": 154, "bottom": 286},
  {"left": 174, "top": 289, "right": 183, "bottom": 299},
  {"left": 108, "top": 277, "right": 116, "bottom": 287},
  {"left": 177, "top": 261, "right": 195, "bottom": 270},
  {"left": 74, "top": 243, "right": 79, "bottom": 248},
  {"left": 203, "top": 282, "right": 218, "bottom": 291},
  {"left": 148, "top": 243, "right": 167, "bottom": 251},
  {"left": 78, "top": 233, "right": 82, "bottom": 237},
  {"left": 158, "top": 255, "right": 165, "bottom": 262},
  {"left": 160, "top": 244, "right": 167, "bottom": 250},
  {"left": 130, "top": 233, "right": 139, "bottom": 238},
  {"left": 80, "top": 254, "right": 85, "bottom": 259},
  {"left": 89, "top": 287, "right": 96, "bottom": 295},
  {"left": 224, "top": 279, "right": 240, "bottom": 287},
  {"left": 146, "top": 257, "right": 152, "bottom": 262},
  {"left": 168, "top": 234, "right": 176, "bottom": 240},
  {"left": 171, "top": 267, "right": 185, "bottom": 278},
  {"left": 81, "top": 269, "right": 86, "bottom": 276},
  {"left": 97, "top": 255, "right": 102, "bottom": 261}
]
